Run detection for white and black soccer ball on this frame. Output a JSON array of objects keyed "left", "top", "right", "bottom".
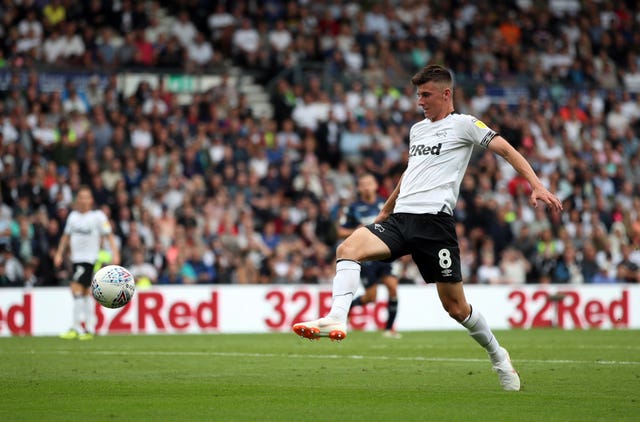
[{"left": 91, "top": 265, "right": 136, "bottom": 309}]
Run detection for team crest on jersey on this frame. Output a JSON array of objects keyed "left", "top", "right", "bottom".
[{"left": 473, "top": 119, "right": 488, "bottom": 129}]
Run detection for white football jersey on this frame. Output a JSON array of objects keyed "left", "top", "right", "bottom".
[
  {"left": 394, "top": 113, "right": 496, "bottom": 215},
  {"left": 63, "top": 210, "right": 112, "bottom": 263}
]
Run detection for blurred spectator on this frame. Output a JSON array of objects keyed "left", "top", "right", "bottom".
[
  {"left": 0, "top": 243, "right": 24, "bottom": 285},
  {"left": 470, "top": 83, "right": 492, "bottom": 117},
  {"left": 95, "top": 27, "right": 120, "bottom": 68},
  {"left": 553, "top": 244, "right": 584, "bottom": 284},
  {"left": 156, "top": 34, "right": 184, "bottom": 68},
  {"left": 172, "top": 10, "right": 197, "bottom": 49},
  {"left": 615, "top": 243, "right": 640, "bottom": 283},
  {"left": 43, "top": 0, "right": 66, "bottom": 29},
  {"left": 62, "top": 83, "right": 89, "bottom": 115},
  {"left": 207, "top": 3, "right": 235, "bottom": 56},
  {"left": 42, "top": 27, "right": 65, "bottom": 64},
  {"left": 232, "top": 18, "right": 260, "bottom": 67},
  {"left": 60, "top": 21, "right": 85, "bottom": 65},
  {"left": 477, "top": 252, "right": 502, "bottom": 285},
  {"left": 186, "top": 32, "right": 215, "bottom": 71},
  {"left": 133, "top": 29, "right": 155, "bottom": 67},
  {"left": 499, "top": 248, "right": 530, "bottom": 285}
]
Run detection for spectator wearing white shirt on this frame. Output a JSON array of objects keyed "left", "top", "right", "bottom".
[
  {"left": 42, "top": 28, "right": 66, "bottom": 64},
  {"left": 49, "top": 169, "right": 73, "bottom": 208},
  {"left": 128, "top": 249, "right": 159, "bottom": 285},
  {"left": 85, "top": 76, "right": 104, "bottom": 110},
  {"left": 470, "top": 83, "right": 492, "bottom": 116},
  {"left": 62, "top": 84, "right": 89, "bottom": 115},
  {"left": 186, "top": 32, "right": 215, "bottom": 71},
  {"left": 335, "top": 21, "right": 355, "bottom": 53},
  {"left": 31, "top": 113, "right": 57, "bottom": 148},
  {"left": 171, "top": 11, "right": 197, "bottom": 48},
  {"left": 268, "top": 20, "right": 292, "bottom": 54},
  {"left": 606, "top": 103, "right": 631, "bottom": 134},
  {"left": 232, "top": 18, "right": 260, "bottom": 66},
  {"left": 536, "top": 131, "right": 564, "bottom": 176},
  {"left": 18, "top": 9, "right": 43, "bottom": 39},
  {"left": 144, "top": 14, "right": 167, "bottom": 45},
  {"left": 142, "top": 89, "right": 168, "bottom": 117},
  {"left": 343, "top": 42, "right": 364, "bottom": 73},
  {"left": 16, "top": 27, "right": 41, "bottom": 59},
  {"left": 499, "top": 248, "right": 530, "bottom": 285},
  {"left": 581, "top": 88, "right": 605, "bottom": 119},
  {"left": 60, "top": 21, "right": 85, "bottom": 64},
  {"left": 623, "top": 60, "right": 640, "bottom": 93},
  {"left": 207, "top": 3, "right": 236, "bottom": 54},
  {"left": 620, "top": 91, "right": 640, "bottom": 121},
  {"left": 477, "top": 252, "right": 502, "bottom": 284},
  {"left": 291, "top": 92, "right": 329, "bottom": 132},
  {"left": 364, "top": 3, "right": 390, "bottom": 38},
  {"left": 130, "top": 119, "right": 153, "bottom": 151}
]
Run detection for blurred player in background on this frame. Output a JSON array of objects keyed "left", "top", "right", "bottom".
[
  {"left": 54, "top": 186, "right": 120, "bottom": 340},
  {"left": 339, "top": 173, "right": 401, "bottom": 338}
]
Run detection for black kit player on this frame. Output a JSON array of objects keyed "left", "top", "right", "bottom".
[{"left": 338, "top": 173, "right": 401, "bottom": 338}]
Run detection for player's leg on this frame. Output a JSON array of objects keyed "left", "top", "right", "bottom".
[
  {"left": 80, "top": 285, "right": 95, "bottom": 340},
  {"left": 350, "top": 284, "right": 377, "bottom": 307},
  {"left": 66, "top": 263, "right": 95, "bottom": 340},
  {"left": 293, "top": 227, "right": 392, "bottom": 340},
  {"left": 60, "top": 279, "right": 85, "bottom": 339},
  {"left": 436, "top": 282, "right": 520, "bottom": 391},
  {"left": 351, "top": 263, "right": 378, "bottom": 309},
  {"left": 412, "top": 213, "right": 519, "bottom": 390},
  {"left": 381, "top": 274, "right": 400, "bottom": 337}
]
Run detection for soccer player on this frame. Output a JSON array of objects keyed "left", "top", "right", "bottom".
[
  {"left": 54, "top": 186, "right": 120, "bottom": 340},
  {"left": 339, "top": 173, "right": 401, "bottom": 338},
  {"left": 293, "top": 65, "right": 563, "bottom": 391}
]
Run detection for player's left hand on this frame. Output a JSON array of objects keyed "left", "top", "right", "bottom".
[{"left": 530, "top": 187, "right": 563, "bottom": 212}]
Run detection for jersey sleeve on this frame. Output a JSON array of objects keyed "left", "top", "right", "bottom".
[
  {"left": 457, "top": 114, "right": 497, "bottom": 149},
  {"left": 97, "top": 211, "right": 113, "bottom": 235}
]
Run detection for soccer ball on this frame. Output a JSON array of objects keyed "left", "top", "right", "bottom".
[{"left": 91, "top": 265, "right": 136, "bottom": 309}]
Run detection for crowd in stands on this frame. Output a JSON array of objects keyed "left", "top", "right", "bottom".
[{"left": 2, "top": 0, "right": 640, "bottom": 287}]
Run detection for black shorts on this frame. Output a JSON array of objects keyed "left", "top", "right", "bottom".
[
  {"left": 72, "top": 263, "right": 95, "bottom": 288},
  {"left": 361, "top": 261, "right": 393, "bottom": 288},
  {"left": 365, "top": 212, "right": 462, "bottom": 283}
]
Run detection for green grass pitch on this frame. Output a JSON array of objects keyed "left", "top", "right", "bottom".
[{"left": 1, "top": 329, "right": 638, "bottom": 421}]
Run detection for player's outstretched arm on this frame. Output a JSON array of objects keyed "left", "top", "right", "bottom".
[
  {"left": 488, "top": 136, "right": 563, "bottom": 212},
  {"left": 54, "top": 234, "right": 70, "bottom": 267}
]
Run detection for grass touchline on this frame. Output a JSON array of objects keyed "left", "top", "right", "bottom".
[{"left": 14, "top": 348, "right": 640, "bottom": 366}]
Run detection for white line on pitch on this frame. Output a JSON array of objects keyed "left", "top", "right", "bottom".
[{"left": 24, "top": 350, "right": 640, "bottom": 365}]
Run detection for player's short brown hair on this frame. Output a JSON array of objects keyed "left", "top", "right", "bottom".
[{"left": 411, "top": 64, "right": 453, "bottom": 87}]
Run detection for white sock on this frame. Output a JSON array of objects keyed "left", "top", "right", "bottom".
[
  {"left": 72, "top": 295, "right": 84, "bottom": 332},
  {"left": 326, "top": 259, "right": 361, "bottom": 322},
  {"left": 84, "top": 296, "right": 94, "bottom": 334},
  {"left": 461, "top": 306, "right": 504, "bottom": 363}
]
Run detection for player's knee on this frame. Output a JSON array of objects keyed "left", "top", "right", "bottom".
[
  {"left": 336, "top": 241, "right": 359, "bottom": 260},
  {"left": 442, "top": 302, "right": 468, "bottom": 322}
]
